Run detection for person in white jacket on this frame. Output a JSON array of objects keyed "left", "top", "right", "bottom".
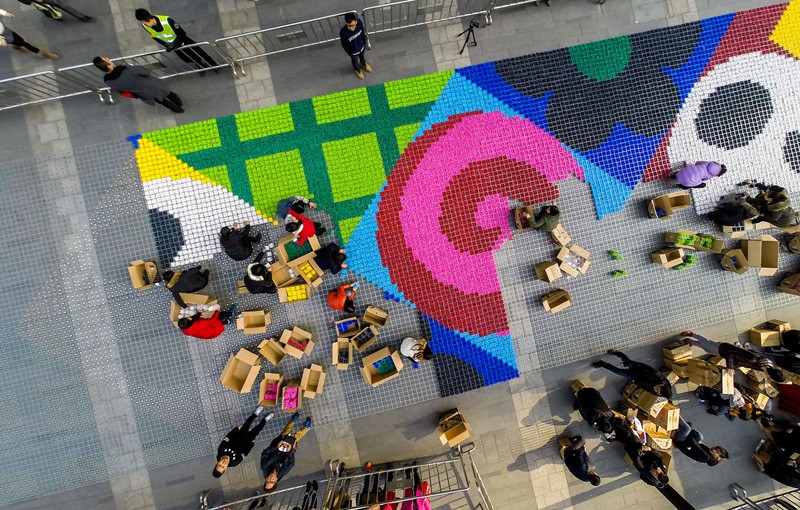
[{"left": 0, "top": 9, "right": 58, "bottom": 58}]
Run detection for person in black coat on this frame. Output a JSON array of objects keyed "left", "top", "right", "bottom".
[
  {"left": 673, "top": 417, "right": 728, "bottom": 466},
  {"left": 161, "top": 266, "right": 209, "bottom": 308},
  {"left": 593, "top": 350, "right": 673, "bottom": 400},
  {"left": 574, "top": 386, "right": 613, "bottom": 434},
  {"left": 561, "top": 436, "right": 601, "bottom": 485},
  {"left": 261, "top": 413, "right": 312, "bottom": 493},
  {"left": 609, "top": 416, "right": 645, "bottom": 463},
  {"left": 763, "top": 448, "right": 800, "bottom": 489},
  {"left": 683, "top": 332, "right": 786, "bottom": 383},
  {"left": 213, "top": 407, "right": 273, "bottom": 478},
  {"left": 244, "top": 248, "right": 277, "bottom": 294},
  {"left": 634, "top": 448, "right": 669, "bottom": 488},
  {"left": 313, "top": 243, "right": 347, "bottom": 275},
  {"left": 220, "top": 221, "right": 261, "bottom": 261},
  {"left": 340, "top": 12, "right": 371, "bottom": 79},
  {"left": 706, "top": 196, "right": 759, "bottom": 226},
  {"left": 781, "top": 330, "right": 800, "bottom": 355}
]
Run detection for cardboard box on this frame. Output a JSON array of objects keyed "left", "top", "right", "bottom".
[
  {"left": 550, "top": 224, "right": 571, "bottom": 246},
  {"left": 664, "top": 358, "right": 689, "bottom": 378},
  {"left": 662, "top": 338, "right": 693, "bottom": 361},
  {"left": 788, "top": 234, "right": 800, "bottom": 254},
  {"left": 723, "top": 219, "right": 755, "bottom": 239},
  {"left": 279, "top": 327, "right": 315, "bottom": 359},
  {"left": 746, "top": 378, "right": 779, "bottom": 398},
  {"left": 720, "top": 248, "right": 748, "bottom": 275},
  {"left": 629, "top": 387, "right": 669, "bottom": 418},
  {"left": 665, "top": 230, "right": 698, "bottom": 250},
  {"left": 686, "top": 358, "right": 721, "bottom": 386},
  {"left": 642, "top": 421, "right": 673, "bottom": 450},
  {"left": 351, "top": 325, "right": 379, "bottom": 352},
  {"left": 293, "top": 255, "right": 324, "bottom": 288},
  {"left": 220, "top": 349, "right": 262, "bottom": 393},
  {"left": 741, "top": 367, "right": 769, "bottom": 383},
  {"left": 277, "top": 283, "right": 311, "bottom": 303},
  {"left": 778, "top": 273, "right": 800, "bottom": 297},
  {"left": 334, "top": 317, "right": 361, "bottom": 338},
  {"left": 300, "top": 364, "right": 326, "bottom": 398},
  {"left": 648, "top": 191, "right": 691, "bottom": 219},
  {"left": 275, "top": 234, "right": 321, "bottom": 264},
  {"left": 363, "top": 306, "right": 389, "bottom": 328},
  {"left": 673, "top": 381, "right": 698, "bottom": 395},
  {"left": 695, "top": 233, "right": 724, "bottom": 254},
  {"left": 570, "top": 379, "right": 588, "bottom": 395},
  {"left": 437, "top": 409, "right": 472, "bottom": 448},
  {"left": 258, "top": 338, "right": 286, "bottom": 366},
  {"left": 236, "top": 310, "right": 271, "bottom": 334},
  {"left": 653, "top": 403, "right": 680, "bottom": 431},
  {"left": 514, "top": 206, "right": 535, "bottom": 229},
  {"left": 270, "top": 262, "right": 300, "bottom": 288},
  {"left": 258, "top": 373, "right": 283, "bottom": 406},
  {"left": 741, "top": 235, "right": 780, "bottom": 276},
  {"left": 360, "top": 347, "right": 404, "bottom": 387},
  {"left": 542, "top": 289, "right": 571, "bottom": 314},
  {"left": 332, "top": 338, "right": 354, "bottom": 370},
  {"left": 748, "top": 319, "right": 791, "bottom": 347},
  {"left": 556, "top": 245, "right": 591, "bottom": 276},
  {"left": 535, "top": 261, "right": 562, "bottom": 283},
  {"left": 662, "top": 369, "right": 680, "bottom": 385},
  {"left": 128, "top": 260, "right": 158, "bottom": 290},
  {"left": 169, "top": 293, "right": 218, "bottom": 327},
  {"left": 706, "top": 355, "right": 727, "bottom": 367},
  {"left": 651, "top": 247, "right": 685, "bottom": 268},
  {"left": 721, "top": 369, "right": 735, "bottom": 396},
  {"left": 281, "top": 380, "right": 302, "bottom": 411}
]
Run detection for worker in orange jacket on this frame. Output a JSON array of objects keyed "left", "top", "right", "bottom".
[{"left": 327, "top": 282, "right": 358, "bottom": 313}]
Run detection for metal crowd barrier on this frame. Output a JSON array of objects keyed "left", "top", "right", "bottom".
[
  {"left": 0, "top": 70, "right": 99, "bottom": 111},
  {"left": 199, "top": 479, "right": 329, "bottom": 510},
  {"left": 730, "top": 482, "right": 800, "bottom": 509},
  {"left": 484, "top": 0, "right": 539, "bottom": 24},
  {"left": 362, "top": 0, "right": 490, "bottom": 34}
]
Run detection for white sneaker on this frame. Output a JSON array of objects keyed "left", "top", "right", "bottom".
[
  {"left": 264, "top": 412, "right": 275, "bottom": 421},
  {"left": 254, "top": 406, "right": 265, "bottom": 415}
]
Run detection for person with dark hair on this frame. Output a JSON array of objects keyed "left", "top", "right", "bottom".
[
  {"left": 340, "top": 12, "right": 371, "bottom": 79},
  {"left": 327, "top": 282, "right": 358, "bottom": 313},
  {"left": 593, "top": 350, "right": 673, "bottom": 400},
  {"left": 177, "top": 304, "right": 237, "bottom": 339},
  {"left": 707, "top": 195, "right": 759, "bottom": 227},
  {"left": 400, "top": 337, "right": 433, "bottom": 365},
  {"left": 276, "top": 195, "right": 316, "bottom": 222},
  {"left": 781, "top": 330, "right": 800, "bottom": 355},
  {"left": 313, "top": 243, "right": 347, "bottom": 275},
  {"left": 763, "top": 448, "right": 800, "bottom": 489},
  {"left": 134, "top": 8, "right": 218, "bottom": 70},
  {"left": 560, "top": 436, "right": 601, "bottom": 486},
  {"left": 0, "top": 9, "right": 58, "bottom": 58},
  {"left": 529, "top": 205, "right": 560, "bottom": 232},
  {"left": 682, "top": 332, "right": 786, "bottom": 383},
  {"left": 219, "top": 221, "right": 261, "bottom": 261},
  {"left": 574, "top": 386, "right": 613, "bottom": 434},
  {"left": 673, "top": 417, "right": 728, "bottom": 466},
  {"left": 764, "top": 419, "right": 800, "bottom": 456},
  {"left": 244, "top": 247, "right": 277, "bottom": 294},
  {"left": 695, "top": 386, "right": 743, "bottom": 420},
  {"left": 161, "top": 266, "right": 210, "bottom": 308},
  {"left": 285, "top": 210, "right": 326, "bottom": 247},
  {"left": 260, "top": 413, "right": 312, "bottom": 493},
  {"left": 93, "top": 56, "right": 183, "bottom": 112},
  {"left": 214, "top": 407, "right": 274, "bottom": 478},
  {"left": 634, "top": 448, "right": 669, "bottom": 487},
  {"left": 16, "top": 0, "right": 95, "bottom": 22},
  {"left": 672, "top": 161, "right": 727, "bottom": 189},
  {"left": 742, "top": 180, "right": 797, "bottom": 227}
]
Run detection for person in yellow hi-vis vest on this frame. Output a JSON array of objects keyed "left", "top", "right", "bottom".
[{"left": 134, "top": 9, "right": 218, "bottom": 71}]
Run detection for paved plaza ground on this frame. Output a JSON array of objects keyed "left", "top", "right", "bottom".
[{"left": 2, "top": 0, "right": 800, "bottom": 509}]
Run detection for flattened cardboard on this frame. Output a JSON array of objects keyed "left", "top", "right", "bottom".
[
  {"left": 334, "top": 317, "right": 361, "bottom": 338},
  {"left": 535, "top": 261, "right": 562, "bottom": 283},
  {"left": 236, "top": 279, "right": 249, "bottom": 294},
  {"left": 720, "top": 248, "right": 748, "bottom": 275},
  {"left": 662, "top": 338, "right": 692, "bottom": 361},
  {"left": 258, "top": 373, "right": 283, "bottom": 406},
  {"left": 778, "top": 273, "right": 800, "bottom": 296},
  {"left": 351, "top": 325, "right": 379, "bottom": 352},
  {"left": 542, "top": 289, "right": 571, "bottom": 314},
  {"left": 362, "top": 306, "right": 389, "bottom": 328},
  {"left": 332, "top": 338, "right": 353, "bottom": 370},
  {"left": 360, "top": 347, "right": 404, "bottom": 387},
  {"left": 128, "top": 260, "right": 158, "bottom": 290},
  {"left": 236, "top": 310, "right": 271, "bottom": 334},
  {"left": 550, "top": 224, "right": 571, "bottom": 246},
  {"left": 169, "top": 293, "right": 218, "bottom": 327},
  {"left": 300, "top": 364, "right": 326, "bottom": 398},
  {"left": 279, "top": 327, "right": 315, "bottom": 359},
  {"left": 277, "top": 283, "right": 311, "bottom": 303},
  {"left": 741, "top": 234, "right": 779, "bottom": 276},
  {"left": 648, "top": 191, "right": 691, "bottom": 219},
  {"left": 281, "top": 380, "right": 302, "bottom": 411},
  {"left": 220, "top": 349, "right": 262, "bottom": 393},
  {"left": 514, "top": 206, "right": 534, "bottom": 229},
  {"left": 258, "top": 338, "right": 286, "bottom": 366},
  {"left": 721, "top": 368, "right": 735, "bottom": 395},
  {"left": 651, "top": 248, "right": 684, "bottom": 268}
]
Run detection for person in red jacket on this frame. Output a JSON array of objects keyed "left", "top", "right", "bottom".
[
  {"left": 285, "top": 210, "right": 326, "bottom": 247},
  {"left": 178, "top": 304, "right": 238, "bottom": 339},
  {"left": 327, "top": 283, "right": 358, "bottom": 313}
]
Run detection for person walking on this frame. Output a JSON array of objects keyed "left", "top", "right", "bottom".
[
  {"left": 17, "top": 0, "right": 95, "bottom": 22},
  {"left": 213, "top": 407, "right": 274, "bottom": 478},
  {"left": 560, "top": 436, "right": 601, "bottom": 486},
  {"left": 593, "top": 349, "right": 673, "bottom": 400},
  {"left": 671, "top": 161, "right": 727, "bottom": 189},
  {"left": 340, "top": 12, "right": 371, "bottom": 79},
  {"left": 681, "top": 331, "right": 786, "bottom": 383},
  {"left": 93, "top": 56, "right": 183, "bottom": 112},
  {"left": 672, "top": 417, "right": 728, "bottom": 466},
  {"left": 244, "top": 247, "right": 277, "bottom": 294},
  {"left": 0, "top": 9, "right": 58, "bottom": 58},
  {"left": 574, "top": 386, "right": 613, "bottom": 434},
  {"left": 134, "top": 9, "right": 218, "bottom": 70},
  {"left": 161, "top": 266, "right": 210, "bottom": 308},
  {"left": 261, "top": 412, "right": 313, "bottom": 493},
  {"left": 177, "top": 303, "right": 238, "bottom": 340},
  {"left": 219, "top": 221, "right": 261, "bottom": 261}
]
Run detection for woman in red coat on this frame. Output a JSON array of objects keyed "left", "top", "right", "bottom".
[
  {"left": 327, "top": 283, "right": 357, "bottom": 313},
  {"left": 178, "top": 304, "right": 237, "bottom": 339}
]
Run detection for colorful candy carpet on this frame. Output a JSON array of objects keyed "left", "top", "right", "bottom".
[{"left": 130, "top": 2, "right": 800, "bottom": 395}]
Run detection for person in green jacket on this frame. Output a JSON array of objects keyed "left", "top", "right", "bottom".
[
  {"left": 742, "top": 181, "right": 797, "bottom": 227},
  {"left": 530, "top": 205, "right": 561, "bottom": 232}
]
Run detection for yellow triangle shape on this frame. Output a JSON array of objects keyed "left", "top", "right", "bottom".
[
  {"left": 135, "top": 137, "right": 219, "bottom": 186},
  {"left": 770, "top": 0, "right": 800, "bottom": 59}
]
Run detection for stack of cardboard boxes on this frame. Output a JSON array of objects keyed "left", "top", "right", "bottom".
[{"left": 621, "top": 383, "right": 680, "bottom": 432}]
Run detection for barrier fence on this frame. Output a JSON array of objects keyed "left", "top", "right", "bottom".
[
  {"left": 0, "top": 70, "right": 97, "bottom": 111},
  {"left": 362, "top": 0, "right": 490, "bottom": 34}
]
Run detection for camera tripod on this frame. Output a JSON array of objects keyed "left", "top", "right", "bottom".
[{"left": 457, "top": 19, "right": 479, "bottom": 55}]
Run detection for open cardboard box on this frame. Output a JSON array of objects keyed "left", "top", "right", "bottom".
[
  {"left": 351, "top": 325, "right": 379, "bottom": 352},
  {"left": 550, "top": 224, "right": 571, "bottom": 247},
  {"left": 723, "top": 219, "right": 757, "bottom": 239},
  {"left": 363, "top": 306, "right": 389, "bottom": 328},
  {"left": 779, "top": 273, "right": 800, "bottom": 296},
  {"left": 556, "top": 244, "right": 590, "bottom": 276},
  {"left": 300, "top": 364, "right": 326, "bottom": 398},
  {"left": 279, "top": 327, "right": 315, "bottom": 359},
  {"left": 535, "top": 261, "right": 562, "bottom": 283},
  {"left": 642, "top": 420, "right": 673, "bottom": 450},
  {"left": 648, "top": 191, "right": 691, "bottom": 219},
  {"left": 332, "top": 338, "right": 354, "bottom": 370},
  {"left": 237, "top": 310, "right": 271, "bottom": 334},
  {"left": 169, "top": 293, "right": 218, "bottom": 327},
  {"left": 542, "top": 289, "right": 571, "bottom": 313},
  {"left": 258, "top": 338, "right": 287, "bottom": 366},
  {"left": 360, "top": 347, "right": 404, "bottom": 387},
  {"left": 258, "top": 373, "right": 284, "bottom": 406},
  {"left": 128, "top": 260, "right": 158, "bottom": 290},
  {"left": 270, "top": 261, "right": 300, "bottom": 288},
  {"left": 334, "top": 317, "right": 361, "bottom": 338},
  {"left": 437, "top": 409, "right": 472, "bottom": 448},
  {"left": 220, "top": 349, "right": 262, "bottom": 393},
  {"left": 275, "top": 233, "right": 321, "bottom": 264},
  {"left": 664, "top": 230, "right": 698, "bottom": 250},
  {"left": 662, "top": 338, "right": 693, "bottom": 361},
  {"left": 651, "top": 248, "right": 684, "bottom": 268},
  {"left": 281, "top": 380, "right": 302, "bottom": 411},
  {"left": 695, "top": 233, "right": 725, "bottom": 254},
  {"left": 720, "top": 248, "right": 748, "bottom": 274},
  {"left": 741, "top": 234, "right": 779, "bottom": 276},
  {"left": 277, "top": 283, "right": 311, "bottom": 303},
  {"left": 513, "top": 206, "right": 535, "bottom": 229},
  {"left": 289, "top": 252, "right": 324, "bottom": 288},
  {"left": 749, "top": 319, "right": 790, "bottom": 347}
]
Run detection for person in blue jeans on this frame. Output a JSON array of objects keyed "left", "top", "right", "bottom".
[
  {"left": 673, "top": 417, "right": 728, "bottom": 466},
  {"left": 340, "top": 12, "right": 371, "bottom": 79},
  {"left": 592, "top": 350, "right": 673, "bottom": 400}
]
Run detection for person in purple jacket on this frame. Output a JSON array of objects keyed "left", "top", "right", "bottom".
[{"left": 671, "top": 161, "right": 727, "bottom": 189}]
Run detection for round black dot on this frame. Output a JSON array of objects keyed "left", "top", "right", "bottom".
[
  {"left": 784, "top": 131, "right": 800, "bottom": 174},
  {"left": 695, "top": 80, "right": 773, "bottom": 150}
]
